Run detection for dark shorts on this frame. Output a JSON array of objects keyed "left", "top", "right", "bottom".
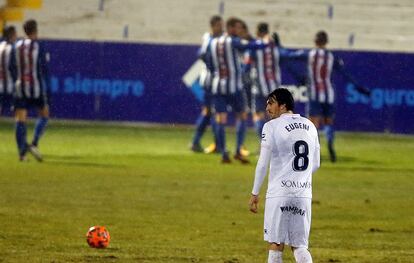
[
  {"left": 213, "top": 92, "right": 246, "bottom": 114},
  {"left": 0, "top": 94, "right": 13, "bottom": 111},
  {"left": 202, "top": 89, "right": 213, "bottom": 108},
  {"left": 252, "top": 94, "right": 267, "bottom": 113},
  {"left": 14, "top": 97, "right": 48, "bottom": 110},
  {"left": 242, "top": 74, "right": 252, "bottom": 111},
  {"left": 307, "top": 101, "right": 335, "bottom": 118}
]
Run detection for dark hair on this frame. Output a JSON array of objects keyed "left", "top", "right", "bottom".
[
  {"left": 210, "top": 15, "right": 222, "bottom": 27},
  {"left": 272, "top": 32, "right": 281, "bottom": 46},
  {"left": 226, "top": 17, "right": 241, "bottom": 28},
  {"left": 3, "top": 25, "right": 16, "bottom": 41},
  {"left": 315, "top": 30, "right": 328, "bottom": 46},
  {"left": 267, "top": 88, "right": 295, "bottom": 111},
  {"left": 257, "top": 22, "right": 269, "bottom": 34},
  {"left": 23, "top": 19, "right": 37, "bottom": 35},
  {"left": 240, "top": 20, "right": 248, "bottom": 31}
]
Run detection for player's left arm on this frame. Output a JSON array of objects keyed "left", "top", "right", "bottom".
[{"left": 333, "top": 56, "right": 371, "bottom": 96}]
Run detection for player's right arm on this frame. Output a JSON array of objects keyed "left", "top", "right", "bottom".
[
  {"left": 333, "top": 56, "right": 370, "bottom": 96},
  {"left": 250, "top": 122, "right": 273, "bottom": 213},
  {"left": 198, "top": 34, "right": 209, "bottom": 67},
  {"left": 279, "top": 48, "right": 309, "bottom": 86},
  {"left": 198, "top": 32, "right": 210, "bottom": 58},
  {"left": 234, "top": 37, "right": 268, "bottom": 51},
  {"left": 280, "top": 48, "right": 308, "bottom": 61}
]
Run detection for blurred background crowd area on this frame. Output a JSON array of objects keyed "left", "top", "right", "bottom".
[{"left": 1, "top": 0, "right": 413, "bottom": 52}]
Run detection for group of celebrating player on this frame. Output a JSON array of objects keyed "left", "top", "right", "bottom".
[
  {"left": 189, "top": 16, "right": 370, "bottom": 262},
  {"left": 189, "top": 15, "right": 370, "bottom": 165},
  {"left": 0, "top": 19, "right": 50, "bottom": 162}
]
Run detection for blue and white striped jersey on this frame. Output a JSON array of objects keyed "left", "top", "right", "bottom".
[
  {"left": 13, "top": 38, "right": 49, "bottom": 100},
  {"left": 249, "top": 38, "right": 281, "bottom": 97},
  {"left": 285, "top": 47, "right": 368, "bottom": 104},
  {"left": 209, "top": 34, "right": 243, "bottom": 95},
  {"left": 209, "top": 34, "right": 267, "bottom": 95},
  {"left": 0, "top": 40, "right": 15, "bottom": 95},
  {"left": 308, "top": 48, "right": 334, "bottom": 104}
]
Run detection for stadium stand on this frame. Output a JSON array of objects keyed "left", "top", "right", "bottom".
[
  {"left": 0, "top": 0, "right": 41, "bottom": 32},
  {"left": 1, "top": 0, "right": 413, "bottom": 52}
]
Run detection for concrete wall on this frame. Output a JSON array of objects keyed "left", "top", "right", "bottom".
[{"left": 5, "top": 0, "right": 413, "bottom": 52}]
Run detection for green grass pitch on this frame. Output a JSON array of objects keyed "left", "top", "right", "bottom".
[{"left": 0, "top": 120, "right": 413, "bottom": 262}]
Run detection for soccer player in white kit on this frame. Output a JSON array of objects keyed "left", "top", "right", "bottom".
[{"left": 249, "top": 88, "right": 320, "bottom": 263}]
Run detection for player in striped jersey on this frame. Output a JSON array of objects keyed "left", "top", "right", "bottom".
[
  {"left": 289, "top": 31, "right": 369, "bottom": 162},
  {"left": 248, "top": 23, "right": 281, "bottom": 142},
  {"left": 12, "top": 19, "right": 50, "bottom": 162},
  {"left": 0, "top": 26, "right": 17, "bottom": 115},
  {"left": 190, "top": 15, "right": 223, "bottom": 153},
  {"left": 238, "top": 20, "right": 255, "bottom": 157},
  {"left": 209, "top": 17, "right": 266, "bottom": 163},
  {"left": 239, "top": 20, "right": 254, "bottom": 115},
  {"left": 307, "top": 31, "right": 370, "bottom": 162}
]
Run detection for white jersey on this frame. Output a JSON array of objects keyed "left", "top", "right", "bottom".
[{"left": 252, "top": 113, "right": 320, "bottom": 199}]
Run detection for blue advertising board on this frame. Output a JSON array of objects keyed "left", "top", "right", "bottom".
[
  {"left": 43, "top": 40, "right": 414, "bottom": 134},
  {"left": 45, "top": 40, "right": 199, "bottom": 123}
]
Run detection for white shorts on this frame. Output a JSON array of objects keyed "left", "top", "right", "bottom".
[{"left": 264, "top": 197, "right": 312, "bottom": 248}]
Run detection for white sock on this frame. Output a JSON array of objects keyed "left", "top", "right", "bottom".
[
  {"left": 268, "top": 250, "right": 283, "bottom": 263},
  {"left": 293, "top": 247, "right": 312, "bottom": 263}
]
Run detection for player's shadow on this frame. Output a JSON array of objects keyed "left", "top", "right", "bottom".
[{"left": 43, "top": 154, "right": 126, "bottom": 168}]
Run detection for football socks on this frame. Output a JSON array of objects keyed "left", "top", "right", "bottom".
[
  {"left": 192, "top": 114, "right": 210, "bottom": 147},
  {"left": 32, "top": 117, "right": 48, "bottom": 147},
  {"left": 236, "top": 119, "right": 246, "bottom": 155},
  {"left": 293, "top": 248, "right": 313, "bottom": 263},
  {"left": 15, "top": 121, "right": 27, "bottom": 157},
  {"left": 268, "top": 250, "right": 283, "bottom": 263}
]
